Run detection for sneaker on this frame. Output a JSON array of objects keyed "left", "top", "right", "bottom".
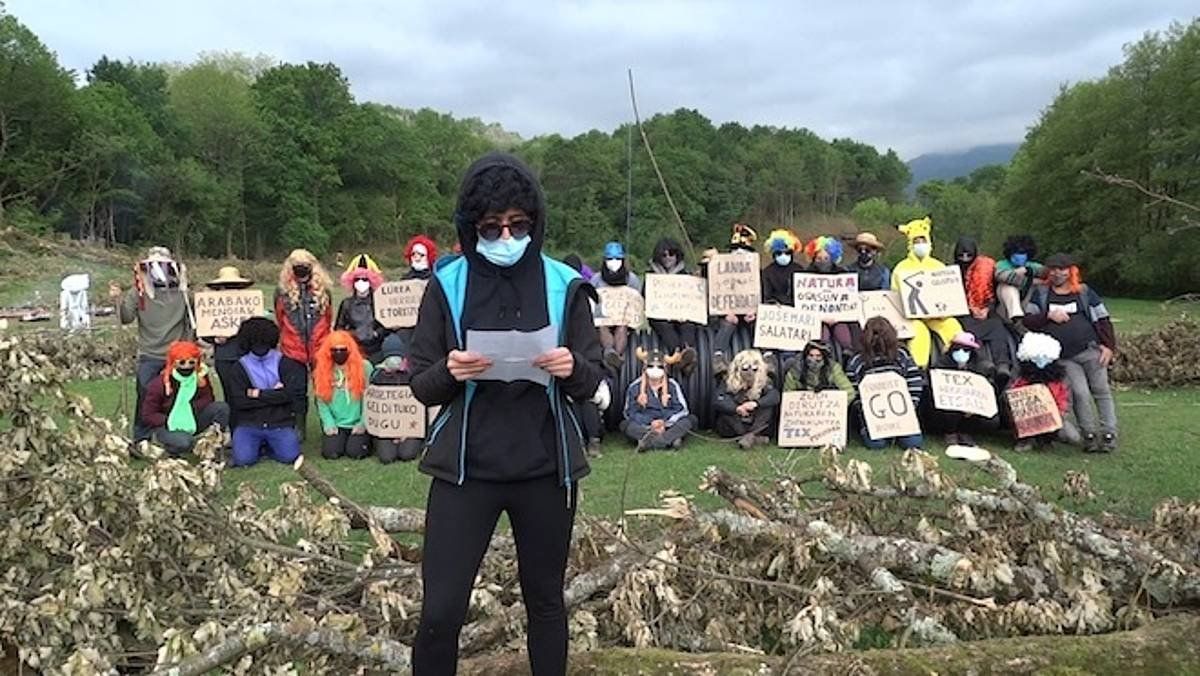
[
  {"left": 586, "top": 438, "right": 603, "bottom": 459},
  {"left": 737, "top": 433, "right": 755, "bottom": 450},
  {"left": 1014, "top": 439, "right": 1034, "bottom": 453},
  {"left": 711, "top": 350, "right": 729, "bottom": 376},
  {"left": 603, "top": 348, "right": 623, "bottom": 370},
  {"left": 1101, "top": 433, "right": 1117, "bottom": 453},
  {"left": 1083, "top": 433, "right": 1102, "bottom": 453}
]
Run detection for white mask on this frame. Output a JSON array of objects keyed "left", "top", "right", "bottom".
[
  {"left": 411, "top": 259, "right": 429, "bottom": 271},
  {"left": 912, "top": 242, "right": 932, "bottom": 259},
  {"left": 411, "top": 245, "right": 428, "bottom": 271},
  {"left": 645, "top": 366, "right": 665, "bottom": 381},
  {"left": 774, "top": 253, "right": 792, "bottom": 266},
  {"left": 353, "top": 279, "right": 371, "bottom": 295},
  {"left": 605, "top": 258, "right": 623, "bottom": 273},
  {"left": 951, "top": 349, "right": 970, "bottom": 366}
]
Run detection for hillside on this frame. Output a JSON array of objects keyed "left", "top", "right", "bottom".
[{"left": 906, "top": 142, "right": 1019, "bottom": 191}]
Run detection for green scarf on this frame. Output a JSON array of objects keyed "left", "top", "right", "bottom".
[{"left": 167, "top": 371, "right": 199, "bottom": 434}]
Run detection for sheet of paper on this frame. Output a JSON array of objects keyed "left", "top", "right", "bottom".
[{"left": 466, "top": 325, "right": 558, "bottom": 387}]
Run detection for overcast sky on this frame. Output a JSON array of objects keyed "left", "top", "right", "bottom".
[{"left": 8, "top": 1, "right": 1196, "bottom": 157}]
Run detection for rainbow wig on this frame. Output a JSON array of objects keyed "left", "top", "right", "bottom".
[
  {"left": 804, "top": 236, "right": 844, "bottom": 264},
  {"left": 764, "top": 229, "right": 801, "bottom": 255}
]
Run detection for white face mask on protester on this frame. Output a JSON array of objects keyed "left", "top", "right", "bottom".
[
  {"left": 605, "top": 258, "right": 623, "bottom": 273},
  {"left": 353, "top": 279, "right": 371, "bottom": 295},
  {"left": 645, "top": 366, "right": 665, "bottom": 381},
  {"left": 411, "top": 245, "right": 429, "bottom": 271},
  {"left": 774, "top": 253, "right": 792, "bottom": 266},
  {"left": 951, "top": 348, "right": 971, "bottom": 366},
  {"left": 912, "top": 242, "right": 932, "bottom": 259}
]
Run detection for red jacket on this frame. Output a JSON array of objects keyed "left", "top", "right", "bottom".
[
  {"left": 275, "top": 288, "right": 332, "bottom": 365},
  {"left": 140, "top": 376, "right": 216, "bottom": 429}
]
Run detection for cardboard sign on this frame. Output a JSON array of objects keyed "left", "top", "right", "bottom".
[
  {"left": 1006, "top": 385, "right": 1063, "bottom": 439},
  {"left": 859, "top": 371, "right": 921, "bottom": 441},
  {"left": 193, "top": 289, "right": 265, "bottom": 338},
  {"left": 930, "top": 369, "right": 998, "bottom": 418},
  {"left": 897, "top": 267, "right": 969, "bottom": 319},
  {"left": 364, "top": 384, "right": 427, "bottom": 439},
  {"left": 594, "top": 286, "right": 645, "bottom": 328},
  {"left": 860, "top": 290, "right": 916, "bottom": 340},
  {"left": 778, "top": 390, "right": 849, "bottom": 449},
  {"left": 707, "top": 253, "right": 761, "bottom": 315},
  {"left": 753, "top": 303, "right": 821, "bottom": 351},
  {"left": 644, "top": 274, "right": 708, "bottom": 325},
  {"left": 374, "top": 280, "right": 427, "bottom": 329},
  {"left": 793, "top": 273, "right": 861, "bottom": 323}
]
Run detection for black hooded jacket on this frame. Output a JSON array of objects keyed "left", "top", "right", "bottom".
[
  {"left": 761, "top": 257, "right": 805, "bottom": 305},
  {"left": 408, "top": 153, "right": 603, "bottom": 484}
]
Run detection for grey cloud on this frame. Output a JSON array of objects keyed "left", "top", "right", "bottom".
[{"left": 8, "top": 0, "right": 1196, "bottom": 156}]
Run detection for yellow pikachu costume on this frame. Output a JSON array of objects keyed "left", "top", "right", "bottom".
[{"left": 890, "top": 217, "right": 962, "bottom": 367}]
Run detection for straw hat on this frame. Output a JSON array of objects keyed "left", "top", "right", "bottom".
[
  {"left": 853, "top": 232, "right": 885, "bottom": 251},
  {"left": 208, "top": 266, "right": 250, "bottom": 286}
]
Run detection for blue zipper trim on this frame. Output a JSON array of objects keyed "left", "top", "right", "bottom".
[
  {"left": 427, "top": 406, "right": 452, "bottom": 446},
  {"left": 458, "top": 383, "right": 475, "bottom": 485}
]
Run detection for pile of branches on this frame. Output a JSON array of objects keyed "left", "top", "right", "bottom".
[
  {"left": 2, "top": 334, "right": 1199, "bottom": 674},
  {"left": 17, "top": 328, "right": 137, "bottom": 380},
  {"left": 1112, "top": 318, "right": 1200, "bottom": 387}
]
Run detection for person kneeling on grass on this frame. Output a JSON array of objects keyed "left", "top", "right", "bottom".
[
  {"left": 370, "top": 333, "right": 424, "bottom": 464},
  {"left": 314, "top": 330, "right": 374, "bottom": 460},
  {"left": 847, "top": 317, "right": 924, "bottom": 450},
  {"left": 139, "top": 340, "right": 229, "bottom": 456},
  {"left": 622, "top": 347, "right": 695, "bottom": 451},
  {"left": 713, "top": 349, "right": 779, "bottom": 450},
  {"left": 226, "top": 317, "right": 307, "bottom": 467}
]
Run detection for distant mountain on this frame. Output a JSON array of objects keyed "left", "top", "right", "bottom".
[{"left": 906, "top": 143, "right": 1019, "bottom": 192}]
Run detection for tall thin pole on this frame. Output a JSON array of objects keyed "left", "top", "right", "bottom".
[
  {"left": 625, "top": 119, "right": 633, "bottom": 243},
  {"left": 627, "top": 68, "right": 695, "bottom": 261}
]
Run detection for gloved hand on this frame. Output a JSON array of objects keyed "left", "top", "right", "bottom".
[{"left": 591, "top": 379, "right": 612, "bottom": 411}]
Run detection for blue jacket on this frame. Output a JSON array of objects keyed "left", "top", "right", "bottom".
[{"left": 624, "top": 377, "right": 690, "bottom": 427}]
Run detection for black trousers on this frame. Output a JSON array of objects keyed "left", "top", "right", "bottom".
[
  {"left": 714, "top": 406, "right": 776, "bottom": 439},
  {"left": 214, "top": 359, "right": 240, "bottom": 428},
  {"left": 649, "top": 319, "right": 698, "bottom": 354},
  {"left": 414, "top": 475, "right": 577, "bottom": 675},
  {"left": 320, "top": 427, "right": 370, "bottom": 459}
]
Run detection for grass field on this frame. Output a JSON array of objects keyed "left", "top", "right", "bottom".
[{"left": 68, "top": 375, "right": 1200, "bottom": 521}]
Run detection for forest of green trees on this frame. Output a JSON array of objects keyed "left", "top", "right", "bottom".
[{"left": 1, "top": 6, "right": 1197, "bottom": 295}]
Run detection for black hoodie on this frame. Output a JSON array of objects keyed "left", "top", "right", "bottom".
[{"left": 408, "top": 153, "right": 603, "bottom": 484}]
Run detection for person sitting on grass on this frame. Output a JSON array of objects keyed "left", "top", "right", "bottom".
[
  {"left": 225, "top": 317, "right": 307, "bottom": 467},
  {"left": 1008, "top": 331, "right": 1082, "bottom": 452},
  {"left": 994, "top": 234, "right": 1045, "bottom": 321},
  {"left": 369, "top": 333, "right": 424, "bottom": 464},
  {"left": 201, "top": 265, "right": 255, "bottom": 429},
  {"left": 784, "top": 340, "right": 855, "bottom": 398},
  {"left": 139, "top": 340, "right": 229, "bottom": 457},
  {"left": 313, "top": 330, "right": 374, "bottom": 460},
  {"left": 932, "top": 331, "right": 1000, "bottom": 448},
  {"left": 846, "top": 317, "right": 924, "bottom": 451},
  {"left": 622, "top": 347, "right": 694, "bottom": 452},
  {"left": 713, "top": 348, "right": 780, "bottom": 450}
]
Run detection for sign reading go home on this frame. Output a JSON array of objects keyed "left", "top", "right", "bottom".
[
  {"left": 859, "top": 371, "right": 921, "bottom": 441},
  {"left": 193, "top": 289, "right": 265, "bottom": 338},
  {"left": 374, "top": 280, "right": 427, "bottom": 329},
  {"left": 707, "top": 253, "right": 761, "bottom": 315},
  {"left": 364, "top": 384, "right": 426, "bottom": 439}
]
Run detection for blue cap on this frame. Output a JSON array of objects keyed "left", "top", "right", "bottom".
[{"left": 604, "top": 242, "right": 625, "bottom": 259}]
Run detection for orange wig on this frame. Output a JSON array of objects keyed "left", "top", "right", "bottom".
[
  {"left": 964, "top": 255, "right": 997, "bottom": 311},
  {"left": 161, "top": 341, "right": 207, "bottom": 394},
  {"left": 1064, "top": 266, "right": 1083, "bottom": 295},
  {"left": 313, "top": 331, "right": 367, "bottom": 402}
]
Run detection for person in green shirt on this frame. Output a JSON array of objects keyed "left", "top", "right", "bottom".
[
  {"left": 994, "top": 234, "right": 1047, "bottom": 321},
  {"left": 783, "top": 340, "right": 855, "bottom": 398},
  {"left": 313, "top": 330, "right": 374, "bottom": 459}
]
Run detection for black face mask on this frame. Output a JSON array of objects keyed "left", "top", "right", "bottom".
[
  {"left": 814, "top": 260, "right": 833, "bottom": 273},
  {"left": 175, "top": 367, "right": 196, "bottom": 378},
  {"left": 292, "top": 264, "right": 312, "bottom": 280},
  {"left": 858, "top": 250, "right": 875, "bottom": 266},
  {"left": 331, "top": 349, "right": 350, "bottom": 365},
  {"left": 250, "top": 344, "right": 272, "bottom": 357}
]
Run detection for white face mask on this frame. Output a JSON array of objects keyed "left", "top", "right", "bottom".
[
  {"left": 411, "top": 246, "right": 428, "bottom": 271},
  {"left": 645, "top": 366, "right": 665, "bottom": 381},
  {"left": 912, "top": 242, "right": 932, "bottom": 259},
  {"left": 353, "top": 279, "right": 371, "bottom": 295},
  {"left": 951, "top": 349, "right": 971, "bottom": 366},
  {"left": 605, "top": 258, "right": 623, "bottom": 273},
  {"left": 774, "top": 253, "right": 792, "bottom": 266}
]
